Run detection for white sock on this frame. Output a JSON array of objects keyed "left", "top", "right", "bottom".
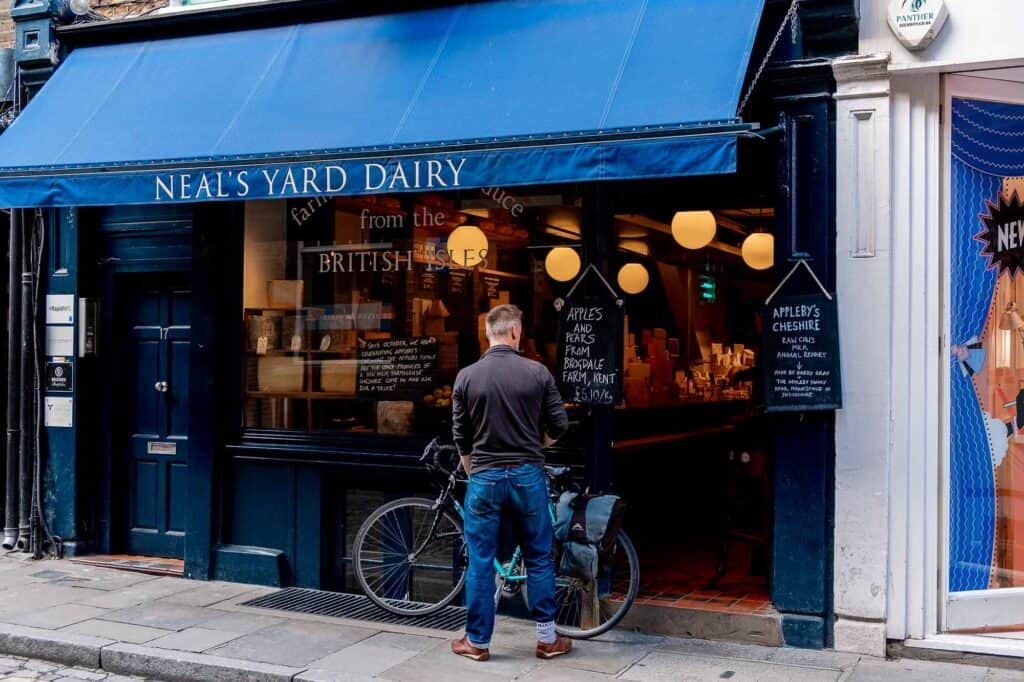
[{"left": 537, "top": 621, "right": 556, "bottom": 644}]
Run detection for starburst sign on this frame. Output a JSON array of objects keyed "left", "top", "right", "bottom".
[{"left": 976, "top": 191, "right": 1024, "bottom": 276}]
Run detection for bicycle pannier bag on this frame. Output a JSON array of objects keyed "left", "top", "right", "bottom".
[{"left": 553, "top": 491, "right": 626, "bottom": 581}]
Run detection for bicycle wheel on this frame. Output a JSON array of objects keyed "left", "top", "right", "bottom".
[
  {"left": 353, "top": 497, "right": 467, "bottom": 617},
  {"left": 554, "top": 529, "right": 640, "bottom": 639}
]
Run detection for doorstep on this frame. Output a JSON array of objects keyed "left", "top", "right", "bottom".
[
  {"left": 69, "top": 554, "right": 185, "bottom": 577},
  {"left": 898, "top": 633, "right": 1024, "bottom": 669},
  {"left": 617, "top": 600, "right": 783, "bottom": 646}
]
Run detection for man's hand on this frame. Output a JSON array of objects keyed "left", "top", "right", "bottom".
[
  {"left": 460, "top": 454, "right": 472, "bottom": 476},
  {"left": 543, "top": 435, "right": 558, "bottom": 448}
]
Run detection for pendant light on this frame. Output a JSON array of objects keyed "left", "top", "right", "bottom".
[
  {"left": 671, "top": 211, "right": 716, "bottom": 250},
  {"left": 741, "top": 232, "right": 774, "bottom": 271},
  {"left": 544, "top": 247, "right": 581, "bottom": 282},
  {"left": 447, "top": 225, "right": 489, "bottom": 268},
  {"left": 617, "top": 263, "right": 649, "bottom": 294}
]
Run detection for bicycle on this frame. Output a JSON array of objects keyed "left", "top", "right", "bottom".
[{"left": 351, "top": 439, "right": 639, "bottom": 639}]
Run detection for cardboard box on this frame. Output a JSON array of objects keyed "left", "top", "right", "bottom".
[
  {"left": 320, "top": 360, "right": 357, "bottom": 395},
  {"left": 267, "top": 280, "right": 304, "bottom": 309},
  {"left": 257, "top": 356, "right": 304, "bottom": 393}
]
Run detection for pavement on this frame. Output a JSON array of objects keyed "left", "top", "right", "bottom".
[{"left": 0, "top": 554, "right": 1015, "bottom": 681}]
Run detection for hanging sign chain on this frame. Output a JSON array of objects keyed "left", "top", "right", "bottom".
[
  {"left": 765, "top": 259, "right": 833, "bottom": 304},
  {"left": 737, "top": 0, "right": 801, "bottom": 117},
  {"left": 555, "top": 263, "right": 623, "bottom": 311}
]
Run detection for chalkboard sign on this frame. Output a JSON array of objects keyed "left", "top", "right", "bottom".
[
  {"left": 556, "top": 298, "right": 623, "bottom": 406},
  {"left": 762, "top": 293, "right": 842, "bottom": 412},
  {"left": 358, "top": 337, "right": 439, "bottom": 398}
]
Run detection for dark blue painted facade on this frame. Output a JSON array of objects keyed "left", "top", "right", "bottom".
[{"left": 18, "top": 0, "right": 855, "bottom": 650}]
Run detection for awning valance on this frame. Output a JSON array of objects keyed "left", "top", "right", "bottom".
[{"left": 0, "top": 0, "right": 764, "bottom": 207}]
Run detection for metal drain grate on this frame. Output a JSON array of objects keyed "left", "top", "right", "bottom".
[{"left": 241, "top": 588, "right": 466, "bottom": 631}]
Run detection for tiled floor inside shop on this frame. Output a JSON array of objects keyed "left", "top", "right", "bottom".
[{"left": 633, "top": 542, "right": 774, "bottom": 615}]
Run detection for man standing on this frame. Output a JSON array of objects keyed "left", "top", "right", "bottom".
[{"left": 450, "top": 304, "right": 572, "bottom": 662}]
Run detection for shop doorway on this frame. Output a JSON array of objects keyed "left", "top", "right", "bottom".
[
  {"left": 944, "top": 73, "right": 1024, "bottom": 634},
  {"left": 113, "top": 272, "right": 192, "bottom": 559}
]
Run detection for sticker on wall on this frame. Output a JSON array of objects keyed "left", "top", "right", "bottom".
[
  {"left": 887, "top": 0, "right": 948, "bottom": 51},
  {"left": 45, "top": 294, "right": 74, "bottom": 325},
  {"left": 44, "top": 397, "right": 73, "bottom": 428}
]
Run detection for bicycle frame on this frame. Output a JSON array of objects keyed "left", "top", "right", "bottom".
[{"left": 450, "top": 496, "right": 558, "bottom": 585}]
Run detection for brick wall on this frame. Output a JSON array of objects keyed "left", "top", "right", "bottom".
[{"left": 0, "top": 0, "right": 172, "bottom": 50}]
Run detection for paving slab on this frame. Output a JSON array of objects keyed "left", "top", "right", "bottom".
[
  {"left": 156, "top": 582, "right": 264, "bottom": 608},
  {"left": 518, "top": 664, "right": 614, "bottom": 681},
  {"left": 542, "top": 636, "right": 653, "bottom": 675},
  {"left": 8, "top": 605, "right": 109, "bottom": 630},
  {"left": 96, "top": 603, "right": 220, "bottom": 631},
  {"left": 294, "top": 670, "right": 378, "bottom": 682},
  {"left": 848, "top": 658, "right": 990, "bottom": 681},
  {"left": 375, "top": 654, "right": 517, "bottom": 682},
  {"left": 305, "top": 631, "right": 442, "bottom": 676},
  {"left": 59, "top": 619, "right": 172, "bottom": 644},
  {"left": 74, "top": 578, "right": 196, "bottom": 610},
  {"left": 395, "top": 638, "right": 541, "bottom": 679},
  {"left": 145, "top": 626, "right": 244, "bottom": 653},
  {"left": 206, "top": 620, "right": 378, "bottom": 667},
  {"left": 0, "top": 622, "right": 113, "bottom": 668},
  {"left": 195, "top": 611, "right": 284, "bottom": 635},
  {"left": 619, "top": 649, "right": 843, "bottom": 682},
  {"left": 101, "top": 641, "right": 302, "bottom": 682}
]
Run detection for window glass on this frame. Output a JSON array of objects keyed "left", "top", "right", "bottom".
[{"left": 242, "top": 190, "right": 581, "bottom": 435}]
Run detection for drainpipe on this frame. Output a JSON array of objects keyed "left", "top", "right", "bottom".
[
  {"left": 16, "top": 211, "right": 32, "bottom": 551},
  {"left": 3, "top": 210, "right": 19, "bottom": 550}
]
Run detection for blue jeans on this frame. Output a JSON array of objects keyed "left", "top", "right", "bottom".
[{"left": 463, "top": 463, "right": 556, "bottom": 647}]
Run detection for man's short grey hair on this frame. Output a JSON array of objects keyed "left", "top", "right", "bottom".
[{"left": 485, "top": 304, "right": 523, "bottom": 341}]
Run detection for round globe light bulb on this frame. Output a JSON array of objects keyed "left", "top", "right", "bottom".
[
  {"left": 544, "top": 247, "right": 581, "bottom": 282},
  {"left": 447, "top": 225, "right": 489, "bottom": 268},
  {"left": 617, "top": 263, "right": 650, "bottom": 295},
  {"left": 741, "top": 232, "right": 774, "bottom": 271},
  {"left": 69, "top": 0, "right": 92, "bottom": 16},
  {"left": 671, "top": 210, "right": 716, "bottom": 250}
]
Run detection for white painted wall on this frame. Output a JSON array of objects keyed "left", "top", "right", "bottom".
[
  {"left": 832, "top": 54, "right": 893, "bottom": 656},
  {"left": 860, "top": 0, "right": 1019, "bottom": 71},
  {"left": 835, "top": 0, "right": 1024, "bottom": 654}
]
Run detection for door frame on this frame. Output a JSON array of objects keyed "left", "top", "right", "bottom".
[{"left": 942, "top": 73, "right": 1024, "bottom": 632}]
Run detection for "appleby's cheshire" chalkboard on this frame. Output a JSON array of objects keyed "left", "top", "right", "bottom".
[{"left": 762, "top": 292, "right": 842, "bottom": 412}]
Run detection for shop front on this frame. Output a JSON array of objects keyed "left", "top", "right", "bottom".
[
  {"left": 833, "top": 0, "right": 1024, "bottom": 659},
  {"left": 0, "top": 0, "right": 855, "bottom": 648}
]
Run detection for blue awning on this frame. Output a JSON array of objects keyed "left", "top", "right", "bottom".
[{"left": 0, "top": 0, "right": 764, "bottom": 207}]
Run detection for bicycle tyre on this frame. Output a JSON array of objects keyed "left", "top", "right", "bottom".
[
  {"left": 352, "top": 497, "right": 467, "bottom": 617},
  {"left": 555, "top": 529, "right": 640, "bottom": 640}
]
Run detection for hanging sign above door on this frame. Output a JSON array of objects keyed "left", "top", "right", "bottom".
[{"left": 762, "top": 261, "right": 842, "bottom": 412}]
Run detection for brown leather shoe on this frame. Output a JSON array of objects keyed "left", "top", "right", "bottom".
[
  {"left": 536, "top": 634, "right": 573, "bottom": 659},
  {"left": 451, "top": 635, "right": 490, "bottom": 661}
]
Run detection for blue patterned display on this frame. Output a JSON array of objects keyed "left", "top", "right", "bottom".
[
  {"left": 949, "top": 96, "right": 1024, "bottom": 592},
  {"left": 952, "top": 98, "right": 1024, "bottom": 178},
  {"left": 949, "top": 158, "right": 1000, "bottom": 592}
]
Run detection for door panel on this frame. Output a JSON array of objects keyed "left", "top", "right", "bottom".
[{"left": 119, "top": 273, "right": 191, "bottom": 558}]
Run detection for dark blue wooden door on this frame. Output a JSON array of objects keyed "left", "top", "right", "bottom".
[{"left": 120, "top": 275, "right": 191, "bottom": 558}]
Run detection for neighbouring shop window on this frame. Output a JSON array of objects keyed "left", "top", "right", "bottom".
[
  {"left": 948, "top": 95, "right": 1024, "bottom": 593},
  {"left": 241, "top": 189, "right": 581, "bottom": 435}
]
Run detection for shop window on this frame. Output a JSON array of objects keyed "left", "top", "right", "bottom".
[{"left": 241, "top": 190, "right": 581, "bottom": 435}]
